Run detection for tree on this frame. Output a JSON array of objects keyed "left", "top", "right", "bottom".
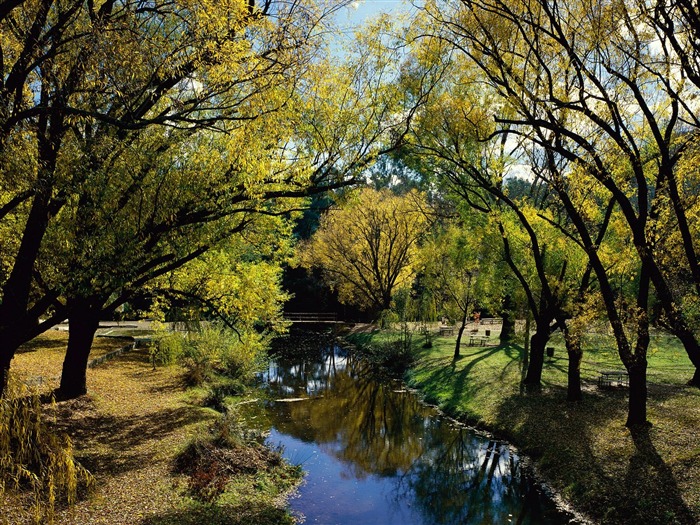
[
  {"left": 300, "top": 188, "right": 429, "bottom": 316},
  {"left": 419, "top": 221, "right": 494, "bottom": 358},
  {"left": 417, "top": 0, "right": 700, "bottom": 424},
  {"left": 397, "top": 43, "right": 605, "bottom": 397},
  {"left": 0, "top": 0, "right": 381, "bottom": 396}
]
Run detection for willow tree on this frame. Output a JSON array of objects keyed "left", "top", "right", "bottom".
[
  {"left": 0, "top": 0, "right": 358, "bottom": 396},
  {"left": 416, "top": 0, "right": 700, "bottom": 424},
  {"left": 419, "top": 222, "right": 494, "bottom": 358},
  {"left": 300, "top": 188, "right": 429, "bottom": 316}
]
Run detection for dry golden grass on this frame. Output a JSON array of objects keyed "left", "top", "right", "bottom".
[
  {"left": 5, "top": 330, "right": 300, "bottom": 525},
  {"left": 5, "top": 333, "right": 215, "bottom": 525}
]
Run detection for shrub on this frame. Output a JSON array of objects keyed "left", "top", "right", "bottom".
[
  {"left": 180, "top": 325, "right": 267, "bottom": 386},
  {"left": 149, "top": 331, "right": 186, "bottom": 367},
  {"left": 0, "top": 376, "right": 93, "bottom": 524},
  {"left": 174, "top": 411, "right": 282, "bottom": 503}
]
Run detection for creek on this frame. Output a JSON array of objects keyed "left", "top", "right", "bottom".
[{"left": 241, "top": 332, "right": 574, "bottom": 525}]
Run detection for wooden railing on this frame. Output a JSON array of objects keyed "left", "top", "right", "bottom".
[{"left": 284, "top": 312, "right": 339, "bottom": 323}]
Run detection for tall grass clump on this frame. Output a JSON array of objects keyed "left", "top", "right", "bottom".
[{"left": 0, "top": 375, "right": 93, "bottom": 524}]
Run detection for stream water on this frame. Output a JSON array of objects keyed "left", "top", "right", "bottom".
[{"left": 245, "top": 333, "right": 574, "bottom": 525}]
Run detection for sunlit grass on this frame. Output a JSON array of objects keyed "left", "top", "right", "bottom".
[{"left": 347, "top": 325, "right": 700, "bottom": 525}]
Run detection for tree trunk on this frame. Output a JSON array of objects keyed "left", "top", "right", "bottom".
[
  {"left": 523, "top": 327, "right": 548, "bottom": 387},
  {"left": 626, "top": 362, "right": 648, "bottom": 427},
  {"left": 690, "top": 368, "right": 700, "bottom": 388},
  {"left": 499, "top": 294, "right": 516, "bottom": 343},
  {"left": 670, "top": 322, "right": 700, "bottom": 387},
  {"left": 0, "top": 326, "right": 40, "bottom": 398},
  {"left": 563, "top": 326, "right": 582, "bottom": 402},
  {"left": 58, "top": 302, "right": 101, "bottom": 399},
  {"left": 0, "top": 353, "right": 10, "bottom": 398},
  {"left": 454, "top": 304, "right": 470, "bottom": 359}
]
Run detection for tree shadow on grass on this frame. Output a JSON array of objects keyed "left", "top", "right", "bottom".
[
  {"left": 51, "top": 404, "right": 210, "bottom": 476},
  {"left": 490, "top": 390, "right": 697, "bottom": 525},
  {"left": 416, "top": 343, "right": 522, "bottom": 416},
  {"left": 16, "top": 336, "right": 67, "bottom": 354}
]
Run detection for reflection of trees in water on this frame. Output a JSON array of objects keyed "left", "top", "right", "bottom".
[
  {"left": 267, "top": 347, "right": 430, "bottom": 476},
  {"left": 262, "top": 344, "right": 351, "bottom": 397},
  {"left": 264, "top": 344, "right": 558, "bottom": 524},
  {"left": 397, "top": 431, "right": 547, "bottom": 524}
]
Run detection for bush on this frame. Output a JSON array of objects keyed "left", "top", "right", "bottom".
[
  {"left": 174, "top": 412, "right": 284, "bottom": 503},
  {"left": 357, "top": 338, "right": 416, "bottom": 376},
  {"left": 149, "top": 332, "right": 186, "bottom": 367},
  {"left": 0, "top": 376, "right": 93, "bottom": 524},
  {"left": 180, "top": 325, "right": 267, "bottom": 386}
]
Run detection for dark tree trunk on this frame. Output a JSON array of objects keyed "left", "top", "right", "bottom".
[
  {"left": 0, "top": 325, "right": 42, "bottom": 398},
  {"left": 58, "top": 302, "right": 101, "bottom": 399},
  {"left": 523, "top": 327, "right": 549, "bottom": 387},
  {"left": 670, "top": 323, "right": 700, "bottom": 387},
  {"left": 625, "top": 266, "right": 651, "bottom": 427},
  {"left": 454, "top": 304, "right": 470, "bottom": 359},
  {"left": 690, "top": 368, "right": 700, "bottom": 387},
  {"left": 499, "top": 294, "right": 516, "bottom": 343},
  {"left": 0, "top": 355, "right": 10, "bottom": 398},
  {"left": 563, "top": 326, "right": 582, "bottom": 402},
  {"left": 626, "top": 362, "right": 648, "bottom": 427}
]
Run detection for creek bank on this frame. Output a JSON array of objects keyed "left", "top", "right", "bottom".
[
  {"left": 5, "top": 333, "right": 302, "bottom": 525},
  {"left": 344, "top": 327, "right": 700, "bottom": 525},
  {"left": 342, "top": 329, "right": 589, "bottom": 524}
]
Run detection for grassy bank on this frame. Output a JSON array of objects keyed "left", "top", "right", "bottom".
[
  {"left": 2, "top": 330, "right": 300, "bottom": 525},
  {"left": 347, "top": 325, "right": 700, "bottom": 525}
]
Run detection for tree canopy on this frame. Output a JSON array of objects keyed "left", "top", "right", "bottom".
[{"left": 300, "top": 187, "right": 429, "bottom": 315}]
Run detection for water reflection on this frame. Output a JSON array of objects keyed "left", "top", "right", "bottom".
[{"left": 253, "top": 341, "right": 570, "bottom": 525}]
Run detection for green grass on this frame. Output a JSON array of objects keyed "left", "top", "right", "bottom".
[{"left": 347, "top": 325, "right": 700, "bottom": 525}]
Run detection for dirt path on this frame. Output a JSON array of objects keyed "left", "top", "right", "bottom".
[{"left": 10, "top": 336, "right": 214, "bottom": 525}]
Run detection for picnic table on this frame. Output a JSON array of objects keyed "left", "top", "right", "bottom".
[
  {"left": 598, "top": 370, "right": 629, "bottom": 388},
  {"left": 467, "top": 335, "right": 489, "bottom": 346}
]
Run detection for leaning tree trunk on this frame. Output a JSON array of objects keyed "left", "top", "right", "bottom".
[
  {"left": 58, "top": 301, "right": 101, "bottom": 399},
  {"left": 669, "top": 321, "right": 700, "bottom": 387},
  {"left": 454, "top": 304, "right": 470, "bottom": 359},
  {"left": 0, "top": 325, "right": 43, "bottom": 398}
]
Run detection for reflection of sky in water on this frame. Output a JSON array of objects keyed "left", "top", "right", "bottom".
[
  {"left": 271, "top": 428, "right": 417, "bottom": 525},
  {"left": 260, "top": 345, "right": 572, "bottom": 525}
]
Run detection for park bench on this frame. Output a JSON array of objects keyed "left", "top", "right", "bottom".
[{"left": 598, "top": 370, "right": 629, "bottom": 388}]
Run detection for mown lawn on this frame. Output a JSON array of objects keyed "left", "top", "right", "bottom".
[
  {"left": 3, "top": 330, "right": 300, "bottom": 525},
  {"left": 349, "top": 324, "right": 700, "bottom": 525}
]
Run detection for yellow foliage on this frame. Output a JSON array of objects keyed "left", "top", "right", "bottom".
[{"left": 300, "top": 188, "right": 429, "bottom": 312}]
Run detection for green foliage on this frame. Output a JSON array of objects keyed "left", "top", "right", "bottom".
[
  {"left": 150, "top": 332, "right": 187, "bottom": 368},
  {"left": 0, "top": 376, "right": 93, "bottom": 524},
  {"left": 180, "top": 326, "right": 267, "bottom": 386}
]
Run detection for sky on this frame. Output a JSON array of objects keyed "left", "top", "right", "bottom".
[{"left": 336, "top": 0, "right": 412, "bottom": 32}]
